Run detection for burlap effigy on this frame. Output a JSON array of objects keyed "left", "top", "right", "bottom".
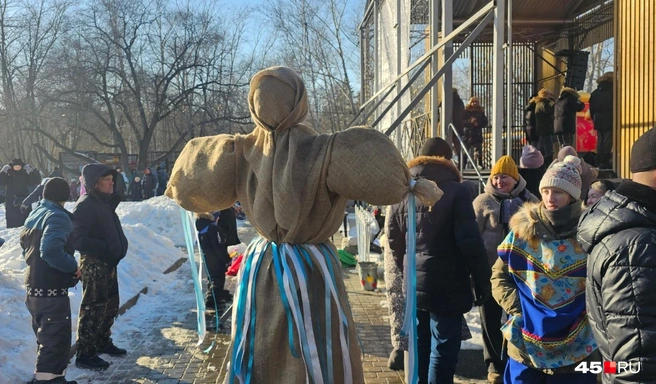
[{"left": 166, "top": 66, "right": 442, "bottom": 384}]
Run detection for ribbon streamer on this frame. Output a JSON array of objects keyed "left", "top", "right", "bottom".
[{"left": 400, "top": 194, "right": 419, "bottom": 383}]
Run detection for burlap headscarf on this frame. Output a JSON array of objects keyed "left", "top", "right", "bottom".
[{"left": 248, "top": 66, "right": 308, "bottom": 132}]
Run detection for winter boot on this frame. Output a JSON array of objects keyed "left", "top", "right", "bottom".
[
  {"left": 97, "top": 343, "right": 127, "bottom": 357},
  {"left": 75, "top": 355, "right": 111, "bottom": 371},
  {"left": 218, "top": 289, "right": 233, "bottom": 302},
  {"left": 387, "top": 348, "right": 404, "bottom": 371}
]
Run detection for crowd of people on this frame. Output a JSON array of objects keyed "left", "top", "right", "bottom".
[
  {"left": 0, "top": 159, "right": 173, "bottom": 384},
  {"left": 6, "top": 63, "right": 650, "bottom": 384},
  {"left": 524, "top": 73, "right": 614, "bottom": 169},
  {"left": 448, "top": 72, "right": 614, "bottom": 171},
  {"left": 382, "top": 127, "right": 656, "bottom": 384}
]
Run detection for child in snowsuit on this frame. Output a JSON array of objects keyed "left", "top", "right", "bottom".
[
  {"left": 22, "top": 178, "right": 80, "bottom": 384},
  {"left": 196, "top": 211, "right": 232, "bottom": 308}
]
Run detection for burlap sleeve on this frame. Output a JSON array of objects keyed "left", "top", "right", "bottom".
[
  {"left": 326, "top": 127, "right": 410, "bottom": 205},
  {"left": 165, "top": 135, "right": 238, "bottom": 212}
]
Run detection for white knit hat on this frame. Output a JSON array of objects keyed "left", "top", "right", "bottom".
[{"left": 539, "top": 155, "right": 583, "bottom": 200}]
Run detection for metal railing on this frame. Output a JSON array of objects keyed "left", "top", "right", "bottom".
[{"left": 448, "top": 123, "right": 486, "bottom": 190}]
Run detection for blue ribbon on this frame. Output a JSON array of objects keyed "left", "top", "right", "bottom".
[
  {"left": 179, "top": 208, "right": 207, "bottom": 344},
  {"left": 400, "top": 194, "right": 419, "bottom": 383}
]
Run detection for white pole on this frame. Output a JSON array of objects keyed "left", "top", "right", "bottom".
[
  {"left": 492, "top": 0, "right": 505, "bottom": 163},
  {"left": 506, "top": 0, "right": 513, "bottom": 157},
  {"left": 441, "top": 0, "right": 454, "bottom": 140},
  {"left": 430, "top": 0, "right": 439, "bottom": 137}
]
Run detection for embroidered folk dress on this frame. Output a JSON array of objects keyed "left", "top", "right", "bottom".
[
  {"left": 166, "top": 67, "right": 441, "bottom": 384},
  {"left": 492, "top": 203, "right": 597, "bottom": 370}
]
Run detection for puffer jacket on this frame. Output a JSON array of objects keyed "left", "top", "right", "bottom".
[
  {"left": 589, "top": 74, "right": 613, "bottom": 133},
  {"left": 554, "top": 88, "right": 585, "bottom": 135},
  {"left": 22, "top": 199, "right": 78, "bottom": 292},
  {"left": 71, "top": 164, "right": 128, "bottom": 266},
  {"left": 473, "top": 176, "right": 539, "bottom": 266},
  {"left": 386, "top": 156, "right": 490, "bottom": 315},
  {"left": 531, "top": 97, "right": 555, "bottom": 137},
  {"left": 577, "top": 180, "right": 656, "bottom": 383}
]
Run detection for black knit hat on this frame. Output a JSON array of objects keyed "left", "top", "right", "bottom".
[
  {"left": 631, "top": 127, "right": 656, "bottom": 173},
  {"left": 419, "top": 137, "right": 453, "bottom": 158},
  {"left": 43, "top": 177, "right": 70, "bottom": 202}
]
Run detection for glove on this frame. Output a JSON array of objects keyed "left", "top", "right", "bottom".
[
  {"left": 20, "top": 204, "right": 29, "bottom": 213},
  {"left": 473, "top": 283, "right": 492, "bottom": 307},
  {"left": 0, "top": 165, "right": 9, "bottom": 173},
  {"left": 23, "top": 164, "right": 33, "bottom": 173}
]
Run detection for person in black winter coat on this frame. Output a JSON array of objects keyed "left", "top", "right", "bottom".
[
  {"left": 463, "top": 97, "right": 489, "bottom": 167},
  {"left": 0, "top": 158, "right": 39, "bottom": 228},
  {"left": 530, "top": 89, "right": 556, "bottom": 165},
  {"left": 386, "top": 137, "right": 491, "bottom": 384},
  {"left": 554, "top": 87, "right": 585, "bottom": 147},
  {"left": 577, "top": 127, "right": 656, "bottom": 383},
  {"left": 114, "top": 166, "right": 127, "bottom": 201},
  {"left": 141, "top": 168, "right": 156, "bottom": 199},
  {"left": 128, "top": 176, "right": 143, "bottom": 201},
  {"left": 523, "top": 94, "right": 539, "bottom": 147},
  {"left": 156, "top": 166, "right": 168, "bottom": 196},
  {"left": 589, "top": 72, "right": 614, "bottom": 169},
  {"left": 196, "top": 208, "right": 240, "bottom": 309},
  {"left": 71, "top": 163, "right": 129, "bottom": 371}
]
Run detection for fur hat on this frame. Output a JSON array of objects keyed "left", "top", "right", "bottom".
[
  {"left": 539, "top": 155, "right": 582, "bottom": 200},
  {"left": 519, "top": 145, "right": 544, "bottom": 169},
  {"left": 491, "top": 155, "right": 519, "bottom": 181},
  {"left": 560, "top": 87, "right": 580, "bottom": 99},
  {"left": 43, "top": 177, "right": 70, "bottom": 202},
  {"left": 631, "top": 126, "right": 656, "bottom": 173},
  {"left": 597, "top": 72, "right": 614, "bottom": 84},
  {"left": 419, "top": 137, "right": 452, "bottom": 158},
  {"left": 10, "top": 158, "right": 24, "bottom": 167}
]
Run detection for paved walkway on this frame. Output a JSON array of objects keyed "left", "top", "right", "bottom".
[
  {"left": 80, "top": 225, "right": 488, "bottom": 383},
  {"left": 84, "top": 266, "right": 487, "bottom": 384}
]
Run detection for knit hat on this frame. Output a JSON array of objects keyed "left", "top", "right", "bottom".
[
  {"left": 419, "top": 137, "right": 452, "bottom": 158},
  {"left": 491, "top": 155, "right": 519, "bottom": 181},
  {"left": 631, "top": 127, "right": 656, "bottom": 173},
  {"left": 43, "top": 177, "right": 70, "bottom": 202},
  {"left": 519, "top": 145, "right": 544, "bottom": 169},
  {"left": 539, "top": 155, "right": 582, "bottom": 200}
]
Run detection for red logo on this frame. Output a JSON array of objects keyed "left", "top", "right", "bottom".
[{"left": 604, "top": 361, "right": 617, "bottom": 374}]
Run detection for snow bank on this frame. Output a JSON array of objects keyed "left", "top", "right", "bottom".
[{"left": 0, "top": 197, "right": 187, "bottom": 382}]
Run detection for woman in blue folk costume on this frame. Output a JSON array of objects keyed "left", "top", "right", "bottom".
[
  {"left": 491, "top": 155, "right": 598, "bottom": 383},
  {"left": 165, "top": 66, "right": 442, "bottom": 384}
]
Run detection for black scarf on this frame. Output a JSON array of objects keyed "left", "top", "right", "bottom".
[{"left": 536, "top": 201, "right": 583, "bottom": 239}]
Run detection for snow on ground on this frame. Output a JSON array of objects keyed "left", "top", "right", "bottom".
[
  {"left": 0, "top": 197, "right": 193, "bottom": 383},
  {"left": 0, "top": 195, "right": 482, "bottom": 383}
]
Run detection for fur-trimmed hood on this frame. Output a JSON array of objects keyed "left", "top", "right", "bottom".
[
  {"left": 559, "top": 87, "right": 580, "bottom": 99},
  {"left": 465, "top": 104, "right": 485, "bottom": 112},
  {"left": 408, "top": 156, "right": 461, "bottom": 183},
  {"left": 508, "top": 202, "right": 542, "bottom": 242},
  {"left": 509, "top": 201, "right": 584, "bottom": 243}
]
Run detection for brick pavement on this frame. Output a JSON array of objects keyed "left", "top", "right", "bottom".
[
  {"left": 81, "top": 224, "right": 487, "bottom": 383},
  {"left": 84, "top": 263, "right": 487, "bottom": 384}
]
